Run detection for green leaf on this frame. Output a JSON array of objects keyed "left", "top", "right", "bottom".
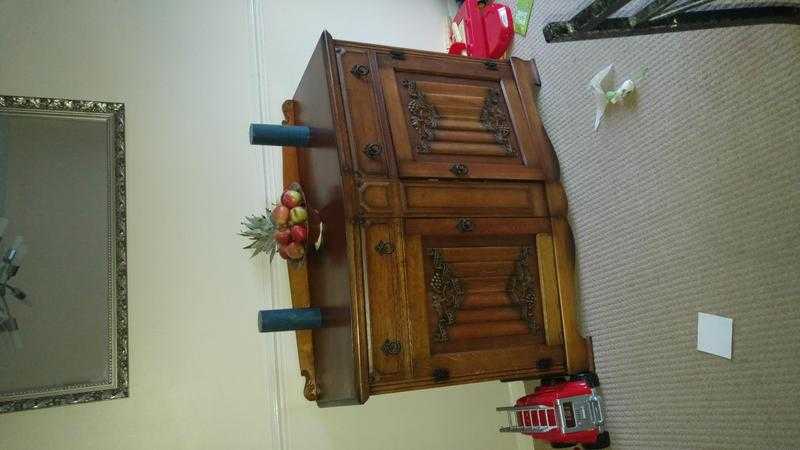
[{"left": 240, "top": 213, "right": 278, "bottom": 259}]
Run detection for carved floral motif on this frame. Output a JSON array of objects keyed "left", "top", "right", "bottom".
[
  {"left": 507, "top": 247, "right": 538, "bottom": 332},
  {"left": 401, "top": 80, "right": 439, "bottom": 154},
  {"left": 480, "top": 89, "right": 515, "bottom": 156},
  {"left": 428, "top": 249, "right": 465, "bottom": 342}
]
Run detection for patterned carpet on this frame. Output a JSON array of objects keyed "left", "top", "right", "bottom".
[{"left": 499, "top": 1, "right": 800, "bottom": 448}]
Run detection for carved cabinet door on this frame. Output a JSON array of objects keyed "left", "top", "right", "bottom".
[
  {"left": 376, "top": 53, "right": 547, "bottom": 181},
  {"left": 403, "top": 217, "right": 567, "bottom": 384}
]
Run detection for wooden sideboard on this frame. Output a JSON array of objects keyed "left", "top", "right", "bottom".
[{"left": 280, "top": 32, "right": 591, "bottom": 407}]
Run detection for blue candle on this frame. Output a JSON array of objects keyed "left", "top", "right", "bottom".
[
  {"left": 258, "top": 307, "right": 322, "bottom": 333},
  {"left": 249, "top": 124, "right": 311, "bottom": 147}
]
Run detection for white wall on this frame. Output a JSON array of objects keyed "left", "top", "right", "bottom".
[
  {"left": 0, "top": 2, "right": 270, "bottom": 449},
  {"left": 0, "top": 1, "right": 517, "bottom": 449}
]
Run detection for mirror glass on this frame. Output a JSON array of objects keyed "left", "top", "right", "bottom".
[{"left": 0, "top": 96, "right": 127, "bottom": 413}]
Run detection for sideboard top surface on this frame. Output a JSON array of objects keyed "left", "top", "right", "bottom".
[{"left": 291, "top": 32, "right": 364, "bottom": 406}]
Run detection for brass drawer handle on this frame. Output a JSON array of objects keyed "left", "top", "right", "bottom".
[
  {"left": 537, "top": 358, "right": 553, "bottom": 370},
  {"left": 375, "top": 240, "right": 395, "bottom": 255},
  {"left": 449, "top": 163, "right": 469, "bottom": 177},
  {"left": 390, "top": 50, "right": 406, "bottom": 60},
  {"left": 350, "top": 64, "right": 370, "bottom": 79},
  {"left": 484, "top": 60, "right": 498, "bottom": 71},
  {"left": 456, "top": 218, "right": 474, "bottom": 232},
  {"left": 432, "top": 368, "right": 450, "bottom": 382},
  {"left": 363, "top": 143, "right": 383, "bottom": 159},
  {"left": 381, "top": 339, "right": 401, "bottom": 356}
]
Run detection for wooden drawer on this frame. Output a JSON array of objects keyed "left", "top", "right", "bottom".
[
  {"left": 354, "top": 178, "right": 548, "bottom": 218},
  {"left": 335, "top": 46, "right": 390, "bottom": 176},
  {"left": 360, "top": 218, "right": 408, "bottom": 384},
  {"left": 402, "top": 181, "right": 548, "bottom": 217},
  {"left": 376, "top": 52, "right": 548, "bottom": 181}
]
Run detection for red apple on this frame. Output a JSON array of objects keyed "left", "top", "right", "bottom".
[
  {"left": 271, "top": 205, "right": 290, "bottom": 226},
  {"left": 289, "top": 206, "right": 308, "bottom": 224},
  {"left": 277, "top": 244, "right": 290, "bottom": 260},
  {"left": 290, "top": 225, "right": 308, "bottom": 244},
  {"left": 281, "top": 190, "right": 303, "bottom": 208},
  {"left": 274, "top": 228, "right": 292, "bottom": 246},
  {"left": 284, "top": 242, "right": 305, "bottom": 260}
]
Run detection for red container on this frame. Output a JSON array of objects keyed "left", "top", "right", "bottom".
[{"left": 449, "top": 0, "right": 514, "bottom": 59}]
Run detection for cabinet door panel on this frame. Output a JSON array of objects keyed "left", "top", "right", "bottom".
[
  {"left": 361, "top": 219, "right": 407, "bottom": 383},
  {"left": 377, "top": 54, "right": 546, "bottom": 181},
  {"left": 335, "top": 47, "right": 389, "bottom": 176},
  {"left": 403, "top": 219, "right": 565, "bottom": 383}
]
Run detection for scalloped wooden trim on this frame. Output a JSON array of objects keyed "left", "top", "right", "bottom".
[
  {"left": 282, "top": 99, "right": 320, "bottom": 401},
  {"left": 546, "top": 181, "right": 590, "bottom": 374}
]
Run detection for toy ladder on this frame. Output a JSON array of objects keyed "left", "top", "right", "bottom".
[{"left": 497, "top": 404, "right": 558, "bottom": 434}]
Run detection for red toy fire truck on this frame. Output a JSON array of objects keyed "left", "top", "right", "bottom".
[{"left": 498, "top": 372, "right": 610, "bottom": 449}]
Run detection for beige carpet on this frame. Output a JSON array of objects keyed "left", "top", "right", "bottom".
[{"left": 499, "top": 1, "right": 800, "bottom": 448}]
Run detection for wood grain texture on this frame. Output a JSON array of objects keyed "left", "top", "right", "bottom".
[
  {"left": 401, "top": 222, "right": 555, "bottom": 385},
  {"left": 510, "top": 57, "right": 559, "bottom": 181},
  {"left": 376, "top": 54, "right": 546, "bottom": 181},
  {"left": 404, "top": 217, "right": 550, "bottom": 236},
  {"left": 550, "top": 214, "right": 589, "bottom": 374},
  {"left": 432, "top": 129, "right": 497, "bottom": 144},
  {"left": 448, "top": 321, "right": 531, "bottom": 340},
  {"left": 436, "top": 119, "right": 486, "bottom": 131},
  {"left": 377, "top": 53, "right": 415, "bottom": 168},
  {"left": 356, "top": 179, "right": 398, "bottom": 216},
  {"left": 426, "top": 92, "right": 485, "bottom": 109},
  {"left": 461, "top": 292, "right": 513, "bottom": 309},
  {"left": 427, "top": 343, "right": 564, "bottom": 380},
  {"left": 335, "top": 47, "right": 389, "bottom": 176},
  {"left": 438, "top": 245, "right": 521, "bottom": 262},
  {"left": 448, "top": 260, "right": 516, "bottom": 277},
  {"left": 292, "top": 33, "right": 363, "bottom": 407},
  {"left": 428, "top": 141, "right": 510, "bottom": 156},
  {"left": 396, "top": 160, "right": 545, "bottom": 181},
  {"left": 536, "top": 233, "right": 564, "bottom": 347},
  {"left": 461, "top": 276, "right": 509, "bottom": 293},
  {"left": 403, "top": 181, "right": 548, "bottom": 217},
  {"left": 455, "top": 306, "right": 521, "bottom": 323},
  {"left": 416, "top": 80, "right": 490, "bottom": 97},
  {"left": 369, "top": 363, "right": 566, "bottom": 395},
  {"left": 361, "top": 219, "right": 406, "bottom": 380},
  {"left": 400, "top": 233, "right": 431, "bottom": 381},
  {"left": 281, "top": 99, "right": 320, "bottom": 402}
]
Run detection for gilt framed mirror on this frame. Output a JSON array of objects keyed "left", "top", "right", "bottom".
[{"left": 0, "top": 95, "right": 128, "bottom": 413}]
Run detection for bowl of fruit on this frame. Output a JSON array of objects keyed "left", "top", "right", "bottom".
[{"left": 240, "top": 182, "right": 322, "bottom": 265}]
